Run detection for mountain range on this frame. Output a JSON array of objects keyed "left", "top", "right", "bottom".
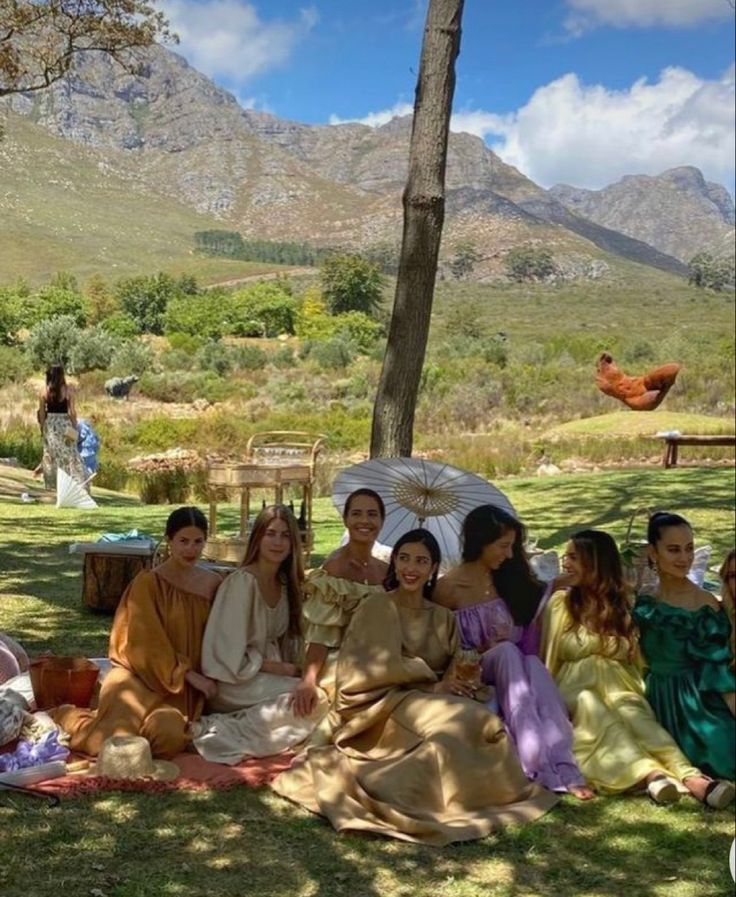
[{"left": 1, "top": 44, "right": 733, "bottom": 283}]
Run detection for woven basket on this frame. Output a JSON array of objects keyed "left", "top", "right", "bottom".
[
  {"left": 30, "top": 656, "right": 99, "bottom": 710},
  {"left": 620, "top": 506, "right": 653, "bottom": 590}
]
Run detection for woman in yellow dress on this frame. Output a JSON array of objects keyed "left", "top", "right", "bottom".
[
  {"left": 542, "top": 529, "right": 734, "bottom": 808},
  {"left": 291, "top": 488, "right": 389, "bottom": 717},
  {"left": 53, "top": 507, "right": 222, "bottom": 758},
  {"left": 273, "top": 529, "right": 557, "bottom": 845}
]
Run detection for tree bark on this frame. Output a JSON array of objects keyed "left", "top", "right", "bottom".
[{"left": 369, "top": 0, "right": 464, "bottom": 458}]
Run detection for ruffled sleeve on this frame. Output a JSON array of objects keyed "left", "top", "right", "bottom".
[
  {"left": 302, "top": 569, "right": 384, "bottom": 648},
  {"left": 201, "top": 570, "right": 267, "bottom": 685},
  {"left": 634, "top": 593, "right": 736, "bottom": 694}
]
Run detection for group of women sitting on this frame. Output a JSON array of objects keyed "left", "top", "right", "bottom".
[{"left": 51, "top": 493, "right": 736, "bottom": 845}]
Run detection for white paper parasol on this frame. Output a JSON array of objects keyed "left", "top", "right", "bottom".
[
  {"left": 332, "top": 458, "right": 516, "bottom": 568},
  {"left": 56, "top": 469, "right": 97, "bottom": 510}
]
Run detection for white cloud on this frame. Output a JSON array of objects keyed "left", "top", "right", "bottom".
[
  {"left": 160, "top": 1, "right": 317, "bottom": 82},
  {"left": 329, "top": 101, "right": 413, "bottom": 127},
  {"left": 564, "top": 0, "right": 731, "bottom": 35},
  {"left": 333, "top": 66, "right": 736, "bottom": 191},
  {"left": 483, "top": 66, "right": 735, "bottom": 190}
]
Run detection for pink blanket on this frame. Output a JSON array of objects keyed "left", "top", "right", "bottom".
[{"left": 29, "top": 751, "right": 293, "bottom": 797}]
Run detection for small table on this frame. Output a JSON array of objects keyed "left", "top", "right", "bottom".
[
  {"left": 69, "top": 541, "right": 156, "bottom": 613},
  {"left": 206, "top": 461, "right": 315, "bottom": 564},
  {"left": 656, "top": 434, "right": 736, "bottom": 468}
]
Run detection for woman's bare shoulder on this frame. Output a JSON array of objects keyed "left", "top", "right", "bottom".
[{"left": 433, "top": 575, "right": 459, "bottom": 608}]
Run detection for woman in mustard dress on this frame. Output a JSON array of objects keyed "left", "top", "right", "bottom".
[
  {"left": 273, "top": 529, "right": 557, "bottom": 845},
  {"left": 543, "top": 529, "right": 733, "bottom": 808},
  {"left": 633, "top": 513, "right": 735, "bottom": 779},
  {"left": 53, "top": 507, "right": 222, "bottom": 758},
  {"left": 291, "top": 488, "right": 389, "bottom": 717}
]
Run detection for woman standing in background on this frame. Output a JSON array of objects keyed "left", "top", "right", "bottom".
[{"left": 37, "top": 363, "right": 87, "bottom": 489}]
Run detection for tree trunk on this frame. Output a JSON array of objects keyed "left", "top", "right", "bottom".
[{"left": 369, "top": 0, "right": 464, "bottom": 458}]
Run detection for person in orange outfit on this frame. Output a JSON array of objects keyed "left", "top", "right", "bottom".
[
  {"left": 595, "top": 353, "right": 680, "bottom": 411},
  {"left": 52, "top": 507, "right": 221, "bottom": 758}
]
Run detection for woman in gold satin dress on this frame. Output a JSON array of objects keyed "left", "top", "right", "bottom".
[
  {"left": 273, "top": 529, "right": 557, "bottom": 845},
  {"left": 53, "top": 507, "right": 222, "bottom": 758},
  {"left": 542, "top": 529, "right": 733, "bottom": 808}
]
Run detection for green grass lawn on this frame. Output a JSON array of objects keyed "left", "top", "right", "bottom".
[{"left": 1, "top": 465, "right": 734, "bottom": 897}]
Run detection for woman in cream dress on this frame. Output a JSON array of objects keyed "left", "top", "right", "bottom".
[
  {"left": 291, "top": 489, "right": 389, "bottom": 718},
  {"left": 543, "top": 529, "right": 733, "bottom": 809},
  {"left": 192, "top": 506, "right": 328, "bottom": 764}
]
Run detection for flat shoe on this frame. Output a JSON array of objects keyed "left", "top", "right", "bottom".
[
  {"left": 704, "top": 780, "right": 735, "bottom": 810},
  {"left": 647, "top": 776, "right": 680, "bottom": 804}
]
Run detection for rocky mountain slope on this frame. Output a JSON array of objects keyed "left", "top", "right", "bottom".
[
  {"left": 3, "top": 44, "right": 719, "bottom": 279},
  {"left": 550, "top": 168, "right": 734, "bottom": 263}
]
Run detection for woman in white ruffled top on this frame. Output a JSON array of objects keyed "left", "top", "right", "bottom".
[{"left": 192, "top": 506, "right": 328, "bottom": 764}]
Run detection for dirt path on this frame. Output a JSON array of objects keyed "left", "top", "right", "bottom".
[{"left": 204, "top": 266, "right": 316, "bottom": 290}]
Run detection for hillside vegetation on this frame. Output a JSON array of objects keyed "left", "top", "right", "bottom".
[{"left": 0, "top": 264, "right": 733, "bottom": 498}]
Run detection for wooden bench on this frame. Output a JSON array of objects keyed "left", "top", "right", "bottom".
[{"left": 656, "top": 434, "right": 736, "bottom": 468}]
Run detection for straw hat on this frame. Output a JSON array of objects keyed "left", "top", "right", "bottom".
[{"left": 87, "top": 736, "right": 179, "bottom": 781}]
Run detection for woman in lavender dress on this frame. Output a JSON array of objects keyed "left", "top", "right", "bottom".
[{"left": 434, "top": 505, "right": 594, "bottom": 799}]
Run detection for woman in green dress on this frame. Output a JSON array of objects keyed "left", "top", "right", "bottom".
[{"left": 633, "top": 512, "right": 735, "bottom": 780}]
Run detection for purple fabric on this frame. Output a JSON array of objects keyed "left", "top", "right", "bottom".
[
  {"left": 516, "top": 582, "right": 555, "bottom": 656},
  {"left": 0, "top": 731, "right": 69, "bottom": 772},
  {"left": 455, "top": 596, "right": 585, "bottom": 793}
]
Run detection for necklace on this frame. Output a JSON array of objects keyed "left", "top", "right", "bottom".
[{"left": 345, "top": 550, "right": 371, "bottom": 584}]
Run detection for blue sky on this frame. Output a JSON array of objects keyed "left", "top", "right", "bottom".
[{"left": 160, "top": 0, "right": 736, "bottom": 192}]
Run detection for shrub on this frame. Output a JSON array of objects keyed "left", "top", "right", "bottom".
[
  {"left": 23, "top": 287, "right": 88, "bottom": 328},
  {"left": 197, "top": 340, "right": 232, "bottom": 376},
  {"left": 167, "top": 332, "right": 205, "bottom": 353},
  {"left": 160, "top": 347, "right": 197, "bottom": 372},
  {"left": 137, "top": 469, "right": 191, "bottom": 504},
  {"left": 481, "top": 336, "right": 508, "bottom": 368},
  {"left": 110, "top": 339, "right": 155, "bottom": 377},
  {"left": 227, "top": 282, "right": 296, "bottom": 337},
  {"left": 320, "top": 254, "right": 384, "bottom": 316},
  {"left": 137, "top": 371, "right": 230, "bottom": 404},
  {"left": 0, "top": 422, "right": 42, "bottom": 468},
  {"left": 505, "top": 246, "right": 557, "bottom": 282},
  {"left": 101, "top": 312, "right": 139, "bottom": 340},
  {"left": 68, "top": 327, "right": 117, "bottom": 373},
  {"left": 0, "top": 288, "right": 22, "bottom": 345},
  {"left": 84, "top": 274, "right": 119, "bottom": 325},
  {"left": 271, "top": 345, "right": 296, "bottom": 368},
  {"left": 232, "top": 344, "right": 267, "bottom": 371},
  {"left": 309, "top": 338, "right": 354, "bottom": 370},
  {"left": 24, "top": 315, "right": 81, "bottom": 368},
  {"left": 164, "top": 292, "right": 226, "bottom": 339},
  {"left": 0, "top": 346, "right": 32, "bottom": 386}
]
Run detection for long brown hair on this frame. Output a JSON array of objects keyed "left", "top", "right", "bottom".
[
  {"left": 45, "top": 363, "right": 66, "bottom": 405},
  {"left": 565, "top": 529, "right": 638, "bottom": 661},
  {"left": 242, "top": 505, "right": 303, "bottom": 636}
]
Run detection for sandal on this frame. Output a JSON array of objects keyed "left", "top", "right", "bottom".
[
  {"left": 704, "top": 780, "right": 735, "bottom": 810},
  {"left": 647, "top": 775, "right": 680, "bottom": 804}
]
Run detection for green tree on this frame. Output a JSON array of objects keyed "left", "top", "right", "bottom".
[
  {"left": 320, "top": 254, "right": 384, "bottom": 316},
  {"left": 0, "top": 0, "right": 173, "bottom": 97},
  {"left": 84, "top": 274, "right": 119, "bottom": 324},
  {"left": 24, "top": 286, "right": 88, "bottom": 327},
  {"left": 688, "top": 252, "right": 735, "bottom": 291},
  {"left": 505, "top": 246, "right": 557, "bottom": 282},
  {"left": 24, "top": 315, "right": 81, "bottom": 368},
  {"left": 0, "top": 287, "right": 22, "bottom": 344},
  {"left": 227, "top": 282, "right": 296, "bottom": 337},
  {"left": 116, "top": 272, "right": 196, "bottom": 334},
  {"left": 448, "top": 241, "right": 480, "bottom": 280},
  {"left": 164, "top": 292, "right": 225, "bottom": 339}
]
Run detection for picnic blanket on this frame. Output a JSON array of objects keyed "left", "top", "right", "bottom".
[
  {"left": 1, "top": 663, "right": 293, "bottom": 798},
  {"left": 27, "top": 750, "right": 294, "bottom": 797}
]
